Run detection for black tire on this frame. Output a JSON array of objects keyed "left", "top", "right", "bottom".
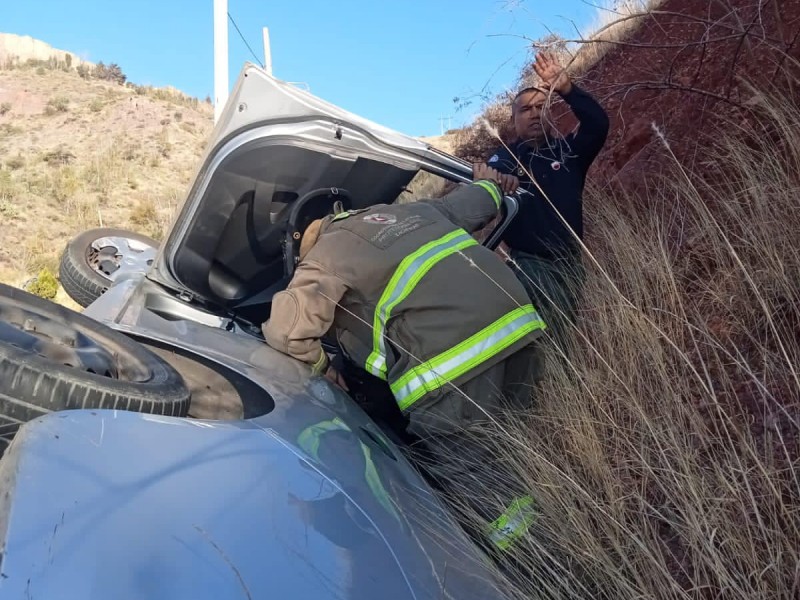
[
  {"left": 0, "top": 283, "right": 191, "bottom": 454},
  {"left": 59, "top": 227, "right": 158, "bottom": 308}
]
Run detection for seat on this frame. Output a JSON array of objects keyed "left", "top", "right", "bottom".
[{"left": 208, "top": 182, "right": 297, "bottom": 302}]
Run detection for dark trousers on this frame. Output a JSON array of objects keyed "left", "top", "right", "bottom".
[
  {"left": 508, "top": 249, "right": 585, "bottom": 350},
  {"left": 404, "top": 343, "right": 543, "bottom": 556}
]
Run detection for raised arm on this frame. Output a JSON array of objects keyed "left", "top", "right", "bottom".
[
  {"left": 534, "top": 51, "right": 610, "bottom": 168},
  {"left": 560, "top": 85, "right": 610, "bottom": 167}
]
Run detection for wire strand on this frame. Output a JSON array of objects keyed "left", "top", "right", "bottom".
[{"left": 227, "top": 12, "right": 264, "bottom": 68}]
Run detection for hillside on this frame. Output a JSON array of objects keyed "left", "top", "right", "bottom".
[
  {"left": 0, "top": 54, "right": 213, "bottom": 306},
  {"left": 445, "top": 1, "right": 800, "bottom": 598}
]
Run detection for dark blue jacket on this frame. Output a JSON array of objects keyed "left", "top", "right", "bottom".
[{"left": 486, "top": 85, "right": 609, "bottom": 259}]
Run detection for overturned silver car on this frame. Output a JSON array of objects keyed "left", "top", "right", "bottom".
[{"left": 0, "top": 63, "right": 520, "bottom": 599}]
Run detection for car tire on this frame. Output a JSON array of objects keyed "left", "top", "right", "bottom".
[
  {"left": 0, "top": 283, "right": 191, "bottom": 454},
  {"left": 59, "top": 227, "right": 158, "bottom": 308}
]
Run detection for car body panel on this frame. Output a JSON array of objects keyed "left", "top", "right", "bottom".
[{"left": 0, "top": 409, "right": 501, "bottom": 599}]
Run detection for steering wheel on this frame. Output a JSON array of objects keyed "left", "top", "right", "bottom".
[{"left": 283, "top": 187, "right": 354, "bottom": 277}]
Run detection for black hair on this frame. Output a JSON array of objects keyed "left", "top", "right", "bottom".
[{"left": 511, "top": 86, "right": 548, "bottom": 113}]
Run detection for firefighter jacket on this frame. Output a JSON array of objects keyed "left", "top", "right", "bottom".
[{"left": 262, "top": 180, "right": 546, "bottom": 411}]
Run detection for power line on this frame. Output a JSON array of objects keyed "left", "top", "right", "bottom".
[{"left": 227, "top": 11, "right": 264, "bottom": 68}]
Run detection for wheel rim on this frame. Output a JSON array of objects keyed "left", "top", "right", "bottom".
[
  {"left": 0, "top": 297, "right": 152, "bottom": 383},
  {"left": 85, "top": 236, "right": 156, "bottom": 282}
]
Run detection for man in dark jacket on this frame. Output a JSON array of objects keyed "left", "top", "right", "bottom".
[
  {"left": 486, "top": 52, "right": 610, "bottom": 347},
  {"left": 262, "top": 166, "right": 545, "bottom": 555}
]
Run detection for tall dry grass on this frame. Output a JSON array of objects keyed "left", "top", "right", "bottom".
[{"left": 436, "top": 88, "right": 799, "bottom": 599}]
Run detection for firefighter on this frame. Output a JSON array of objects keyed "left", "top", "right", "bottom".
[{"left": 262, "top": 165, "right": 546, "bottom": 553}]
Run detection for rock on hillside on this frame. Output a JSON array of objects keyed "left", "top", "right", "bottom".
[
  {"left": 0, "top": 57, "right": 213, "bottom": 303},
  {"left": 0, "top": 32, "right": 92, "bottom": 70}
]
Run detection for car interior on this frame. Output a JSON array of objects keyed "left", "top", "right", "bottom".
[
  {"left": 168, "top": 138, "right": 517, "bottom": 330},
  {"left": 173, "top": 141, "right": 430, "bottom": 321}
]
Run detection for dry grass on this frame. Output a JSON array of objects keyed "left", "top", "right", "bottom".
[
  {"left": 567, "top": 0, "right": 667, "bottom": 77},
  {"left": 435, "top": 89, "right": 800, "bottom": 599},
  {"left": 0, "top": 66, "right": 213, "bottom": 301}
]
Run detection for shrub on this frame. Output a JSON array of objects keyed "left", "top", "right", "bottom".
[
  {"left": 0, "top": 123, "right": 22, "bottom": 139},
  {"left": 6, "top": 154, "right": 24, "bottom": 170},
  {"left": 0, "top": 197, "right": 17, "bottom": 219},
  {"left": 42, "top": 147, "right": 75, "bottom": 165},
  {"left": 26, "top": 268, "right": 58, "bottom": 299},
  {"left": 0, "top": 168, "right": 15, "bottom": 199},
  {"left": 52, "top": 166, "right": 80, "bottom": 202},
  {"left": 0, "top": 102, "right": 10, "bottom": 116},
  {"left": 94, "top": 61, "right": 127, "bottom": 85},
  {"left": 44, "top": 96, "right": 69, "bottom": 115}
]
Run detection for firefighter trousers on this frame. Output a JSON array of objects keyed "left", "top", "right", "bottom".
[{"left": 404, "top": 342, "right": 543, "bottom": 555}]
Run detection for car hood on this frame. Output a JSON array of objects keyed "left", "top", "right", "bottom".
[
  {"left": 147, "top": 63, "right": 470, "bottom": 312},
  {"left": 0, "top": 409, "right": 492, "bottom": 600}
]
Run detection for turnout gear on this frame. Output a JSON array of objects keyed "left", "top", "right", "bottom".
[
  {"left": 263, "top": 180, "right": 546, "bottom": 554},
  {"left": 263, "top": 180, "right": 545, "bottom": 411}
]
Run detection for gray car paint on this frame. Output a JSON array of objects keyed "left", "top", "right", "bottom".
[
  {"left": 0, "top": 64, "right": 512, "bottom": 599},
  {"left": 0, "top": 409, "right": 501, "bottom": 600}
]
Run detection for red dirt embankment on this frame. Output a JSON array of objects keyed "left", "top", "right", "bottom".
[{"left": 568, "top": 0, "right": 800, "bottom": 189}]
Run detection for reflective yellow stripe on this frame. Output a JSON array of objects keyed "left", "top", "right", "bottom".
[
  {"left": 473, "top": 180, "right": 502, "bottom": 209},
  {"left": 365, "top": 229, "right": 478, "bottom": 378},
  {"left": 310, "top": 348, "right": 329, "bottom": 376},
  {"left": 390, "top": 305, "right": 545, "bottom": 410},
  {"left": 487, "top": 495, "right": 536, "bottom": 551}
]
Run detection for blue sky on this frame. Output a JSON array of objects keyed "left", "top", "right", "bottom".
[{"left": 4, "top": 0, "right": 599, "bottom": 136}]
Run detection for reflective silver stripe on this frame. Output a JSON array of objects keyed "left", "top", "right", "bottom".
[
  {"left": 365, "top": 229, "right": 477, "bottom": 378},
  {"left": 391, "top": 305, "right": 544, "bottom": 409}
]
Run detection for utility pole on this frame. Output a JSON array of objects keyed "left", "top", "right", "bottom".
[
  {"left": 213, "top": 0, "right": 229, "bottom": 124},
  {"left": 262, "top": 27, "right": 273, "bottom": 76}
]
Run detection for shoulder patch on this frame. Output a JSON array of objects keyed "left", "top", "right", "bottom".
[{"left": 488, "top": 154, "right": 499, "bottom": 163}]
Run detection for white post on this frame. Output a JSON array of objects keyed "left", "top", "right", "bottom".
[
  {"left": 213, "top": 0, "right": 229, "bottom": 124},
  {"left": 262, "top": 27, "right": 273, "bottom": 76}
]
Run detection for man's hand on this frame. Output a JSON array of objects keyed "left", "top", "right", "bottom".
[
  {"left": 325, "top": 366, "right": 349, "bottom": 391},
  {"left": 473, "top": 163, "right": 519, "bottom": 196},
  {"left": 533, "top": 51, "right": 572, "bottom": 96}
]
